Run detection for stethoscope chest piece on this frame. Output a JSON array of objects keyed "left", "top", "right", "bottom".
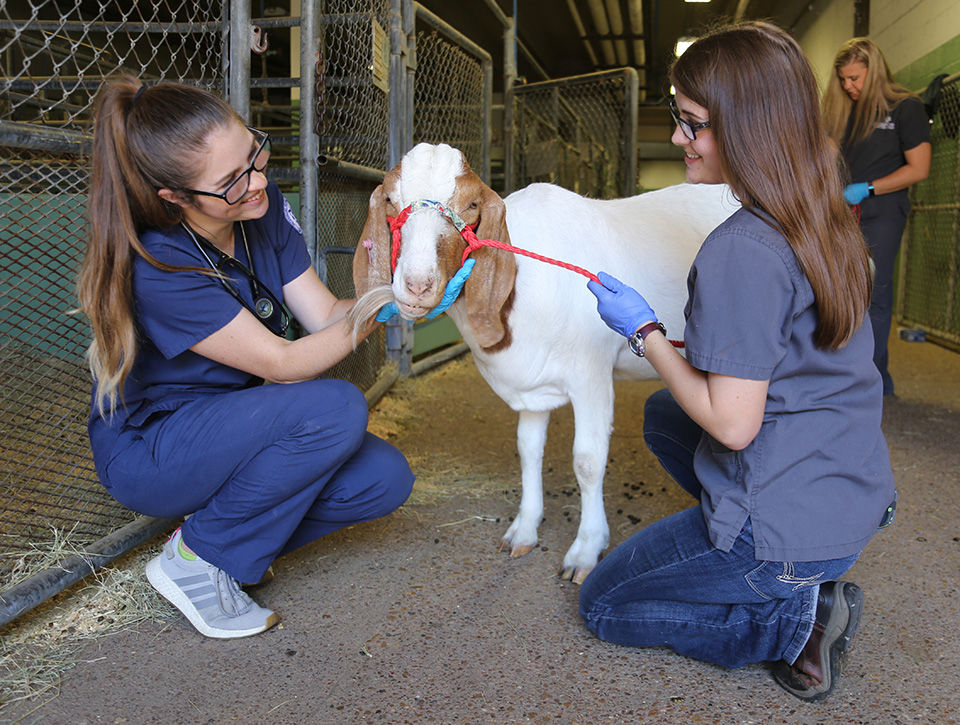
[{"left": 254, "top": 296, "right": 274, "bottom": 319}]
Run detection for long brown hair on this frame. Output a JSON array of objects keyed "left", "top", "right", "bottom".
[
  {"left": 822, "top": 37, "right": 918, "bottom": 146},
  {"left": 77, "top": 75, "right": 242, "bottom": 417},
  {"left": 670, "top": 21, "right": 871, "bottom": 350}
]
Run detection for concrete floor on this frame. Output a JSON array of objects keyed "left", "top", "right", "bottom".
[{"left": 2, "top": 330, "right": 958, "bottom": 724}]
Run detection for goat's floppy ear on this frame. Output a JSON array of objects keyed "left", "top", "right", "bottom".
[
  {"left": 353, "top": 182, "right": 393, "bottom": 297},
  {"left": 462, "top": 180, "right": 517, "bottom": 349}
]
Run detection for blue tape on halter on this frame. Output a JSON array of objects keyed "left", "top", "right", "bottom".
[
  {"left": 424, "top": 257, "right": 475, "bottom": 319},
  {"left": 375, "top": 256, "right": 476, "bottom": 322}
]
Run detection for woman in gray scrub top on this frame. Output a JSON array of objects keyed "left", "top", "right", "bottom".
[{"left": 582, "top": 22, "right": 896, "bottom": 703}]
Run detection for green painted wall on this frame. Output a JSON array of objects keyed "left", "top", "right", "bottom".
[{"left": 896, "top": 33, "right": 960, "bottom": 92}]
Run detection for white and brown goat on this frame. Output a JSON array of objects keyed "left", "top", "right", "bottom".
[{"left": 350, "top": 142, "right": 738, "bottom": 583}]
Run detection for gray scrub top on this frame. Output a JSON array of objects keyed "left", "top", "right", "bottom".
[{"left": 683, "top": 206, "right": 895, "bottom": 562}]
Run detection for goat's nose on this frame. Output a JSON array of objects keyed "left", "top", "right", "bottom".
[{"left": 405, "top": 276, "right": 435, "bottom": 298}]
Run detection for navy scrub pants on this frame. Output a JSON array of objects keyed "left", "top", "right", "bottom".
[
  {"left": 96, "top": 379, "right": 413, "bottom": 584},
  {"left": 860, "top": 194, "right": 910, "bottom": 396}
]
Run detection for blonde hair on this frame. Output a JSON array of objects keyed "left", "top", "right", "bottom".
[
  {"left": 671, "top": 22, "right": 872, "bottom": 349},
  {"left": 77, "top": 75, "right": 242, "bottom": 418},
  {"left": 822, "top": 37, "right": 919, "bottom": 146}
]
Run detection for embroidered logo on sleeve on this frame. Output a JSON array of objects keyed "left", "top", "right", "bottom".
[
  {"left": 283, "top": 197, "right": 303, "bottom": 235},
  {"left": 877, "top": 115, "right": 895, "bottom": 131}
]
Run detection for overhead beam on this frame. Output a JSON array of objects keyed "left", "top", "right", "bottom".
[
  {"left": 854, "top": 0, "right": 869, "bottom": 36},
  {"left": 566, "top": 0, "right": 600, "bottom": 66}
]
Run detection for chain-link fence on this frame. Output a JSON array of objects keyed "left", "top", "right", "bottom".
[
  {"left": 510, "top": 68, "right": 638, "bottom": 199},
  {"left": 412, "top": 7, "right": 491, "bottom": 179},
  {"left": 314, "top": 0, "right": 393, "bottom": 391},
  {"left": 900, "top": 74, "right": 960, "bottom": 349},
  {"left": 0, "top": 1, "right": 227, "bottom": 127}
]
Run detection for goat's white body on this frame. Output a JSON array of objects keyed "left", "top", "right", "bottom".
[{"left": 443, "top": 181, "right": 739, "bottom": 579}]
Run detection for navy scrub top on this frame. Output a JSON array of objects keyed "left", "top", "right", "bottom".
[
  {"left": 89, "top": 182, "right": 312, "bottom": 442},
  {"left": 683, "top": 206, "right": 895, "bottom": 562},
  {"left": 842, "top": 96, "right": 930, "bottom": 212}
]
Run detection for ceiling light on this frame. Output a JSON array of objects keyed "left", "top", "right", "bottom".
[{"left": 675, "top": 37, "right": 695, "bottom": 56}]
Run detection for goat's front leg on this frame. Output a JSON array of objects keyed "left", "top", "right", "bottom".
[
  {"left": 499, "top": 409, "right": 549, "bottom": 557},
  {"left": 560, "top": 386, "right": 614, "bottom": 584}
]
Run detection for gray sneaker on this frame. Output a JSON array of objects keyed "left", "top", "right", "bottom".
[{"left": 145, "top": 529, "right": 279, "bottom": 639}]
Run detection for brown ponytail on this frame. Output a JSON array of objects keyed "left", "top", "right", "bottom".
[{"left": 77, "top": 75, "right": 242, "bottom": 417}]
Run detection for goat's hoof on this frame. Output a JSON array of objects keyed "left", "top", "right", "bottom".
[
  {"left": 499, "top": 538, "right": 535, "bottom": 557},
  {"left": 558, "top": 565, "right": 592, "bottom": 584}
]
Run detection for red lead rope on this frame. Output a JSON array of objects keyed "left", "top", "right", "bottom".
[
  {"left": 387, "top": 201, "right": 684, "bottom": 348},
  {"left": 457, "top": 225, "right": 601, "bottom": 284}
]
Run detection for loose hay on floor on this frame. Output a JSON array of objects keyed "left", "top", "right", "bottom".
[{"left": 0, "top": 539, "right": 172, "bottom": 712}]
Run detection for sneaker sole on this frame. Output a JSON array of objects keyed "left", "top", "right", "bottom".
[
  {"left": 816, "top": 581, "right": 863, "bottom": 697},
  {"left": 146, "top": 556, "right": 279, "bottom": 639}
]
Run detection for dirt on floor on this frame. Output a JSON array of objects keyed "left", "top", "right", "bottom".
[{"left": 1, "top": 331, "right": 959, "bottom": 724}]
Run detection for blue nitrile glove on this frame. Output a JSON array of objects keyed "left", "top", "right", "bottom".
[
  {"left": 586, "top": 271, "right": 657, "bottom": 338},
  {"left": 375, "top": 301, "right": 399, "bottom": 322},
  {"left": 844, "top": 182, "right": 871, "bottom": 204},
  {"left": 424, "top": 258, "right": 476, "bottom": 319}
]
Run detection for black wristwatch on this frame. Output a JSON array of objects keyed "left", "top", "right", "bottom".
[{"left": 628, "top": 321, "right": 666, "bottom": 358}]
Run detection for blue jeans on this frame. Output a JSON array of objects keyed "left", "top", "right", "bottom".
[
  {"left": 579, "top": 388, "right": 859, "bottom": 669},
  {"left": 93, "top": 379, "right": 414, "bottom": 584}
]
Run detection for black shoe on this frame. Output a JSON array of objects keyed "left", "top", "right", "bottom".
[{"left": 772, "top": 580, "right": 864, "bottom": 702}]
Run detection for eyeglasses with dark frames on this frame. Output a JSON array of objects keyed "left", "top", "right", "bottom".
[
  {"left": 181, "top": 127, "right": 271, "bottom": 205},
  {"left": 669, "top": 99, "right": 711, "bottom": 141}
]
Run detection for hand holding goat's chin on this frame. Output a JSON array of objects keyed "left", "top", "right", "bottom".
[
  {"left": 346, "top": 287, "right": 394, "bottom": 347},
  {"left": 350, "top": 142, "right": 739, "bottom": 583}
]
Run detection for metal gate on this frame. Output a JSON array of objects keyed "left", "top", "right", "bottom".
[
  {"left": 899, "top": 73, "right": 960, "bottom": 350},
  {"left": 510, "top": 68, "right": 639, "bottom": 199}
]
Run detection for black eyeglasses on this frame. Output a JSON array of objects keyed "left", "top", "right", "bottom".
[
  {"left": 182, "top": 222, "right": 290, "bottom": 338},
  {"left": 669, "top": 99, "right": 711, "bottom": 141},
  {"left": 182, "top": 127, "right": 271, "bottom": 205}
]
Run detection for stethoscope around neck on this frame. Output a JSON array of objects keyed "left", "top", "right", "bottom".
[{"left": 180, "top": 220, "right": 289, "bottom": 337}]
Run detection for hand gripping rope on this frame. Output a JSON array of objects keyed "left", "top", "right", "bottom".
[{"left": 386, "top": 199, "right": 683, "bottom": 348}]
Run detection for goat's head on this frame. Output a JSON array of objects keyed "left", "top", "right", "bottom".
[{"left": 350, "top": 143, "right": 516, "bottom": 349}]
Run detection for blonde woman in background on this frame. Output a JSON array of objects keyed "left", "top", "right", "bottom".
[{"left": 823, "top": 37, "right": 931, "bottom": 396}]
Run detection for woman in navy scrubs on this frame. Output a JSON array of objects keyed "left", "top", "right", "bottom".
[
  {"left": 823, "top": 37, "right": 931, "bottom": 396},
  {"left": 77, "top": 76, "right": 413, "bottom": 639}
]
